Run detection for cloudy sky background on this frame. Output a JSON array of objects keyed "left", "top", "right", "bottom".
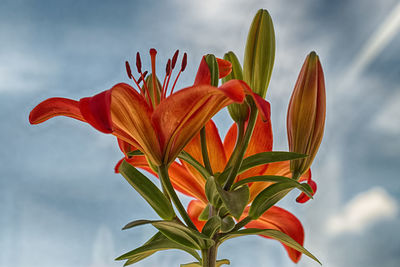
[{"left": 1, "top": 0, "right": 400, "bottom": 266}]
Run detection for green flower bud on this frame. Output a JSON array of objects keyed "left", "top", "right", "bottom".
[
  {"left": 144, "top": 73, "right": 162, "bottom": 104},
  {"left": 205, "top": 54, "right": 219, "bottom": 87},
  {"left": 243, "top": 9, "right": 275, "bottom": 98},
  {"left": 222, "top": 51, "right": 249, "bottom": 122}
]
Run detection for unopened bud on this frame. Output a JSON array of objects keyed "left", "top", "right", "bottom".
[
  {"left": 143, "top": 73, "right": 162, "bottom": 104},
  {"left": 287, "top": 51, "right": 326, "bottom": 178},
  {"left": 243, "top": 9, "right": 275, "bottom": 98},
  {"left": 222, "top": 51, "right": 249, "bottom": 122}
]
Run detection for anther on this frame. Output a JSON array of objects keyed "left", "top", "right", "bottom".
[
  {"left": 165, "top": 59, "right": 171, "bottom": 76},
  {"left": 136, "top": 52, "right": 142, "bottom": 73},
  {"left": 181, "top": 53, "right": 187, "bottom": 72},
  {"left": 171, "top": 50, "right": 179, "bottom": 69},
  {"left": 125, "top": 61, "right": 132, "bottom": 79},
  {"left": 137, "top": 71, "right": 148, "bottom": 83}
]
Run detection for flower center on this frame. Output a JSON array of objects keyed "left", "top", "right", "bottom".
[{"left": 125, "top": 48, "right": 187, "bottom": 109}]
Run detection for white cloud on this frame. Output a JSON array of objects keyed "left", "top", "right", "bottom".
[{"left": 326, "top": 187, "right": 398, "bottom": 235}]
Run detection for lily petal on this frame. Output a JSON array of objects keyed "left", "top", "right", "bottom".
[
  {"left": 110, "top": 83, "right": 162, "bottom": 165},
  {"left": 153, "top": 80, "right": 246, "bottom": 165},
  {"left": 187, "top": 199, "right": 207, "bottom": 231},
  {"left": 243, "top": 206, "right": 305, "bottom": 263},
  {"left": 183, "top": 120, "right": 227, "bottom": 175},
  {"left": 29, "top": 97, "right": 85, "bottom": 125},
  {"left": 193, "top": 57, "right": 232, "bottom": 86},
  {"left": 79, "top": 90, "right": 113, "bottom": 133},
  {"left": 296, "top": 176, "right": 317, "bottom": 203}
]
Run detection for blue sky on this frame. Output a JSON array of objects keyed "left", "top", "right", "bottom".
[{"left": 1, "top": 0, "right": 400, "bottom": 266}]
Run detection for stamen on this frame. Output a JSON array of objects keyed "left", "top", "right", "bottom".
[
  {"left": 136, "top": 51, "right": 152, "bottom": 107},
  {"left": 171, "top": 50, "right": 179, "bottom": 69},
  {"left": 170, "top": 52, "right": 187, "bottom": 95},
  {"left": 125, "top": 61, "right": 132, "bottom": 79},
  {"left": 149, "top": 48, "right": 158, "bottom": 105},
  {"left": 181, "top": 52, "right": 187, "bottom": 72},
  {"left": 162, "top": 59, "right": 171, "bottom": 100},
  {"left": 136, "top": 52, "right": 142, "bottom": 73},
  {"left": 137, "top": 71, "right": 148, "bottom": 84}
]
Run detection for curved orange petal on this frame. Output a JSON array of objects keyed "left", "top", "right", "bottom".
[
  {"left": 236, "top": 114, "right": 273, "bottom": 182},
  {"left": 223, "top": 123, "right": 237, "bottom": 159},
  {"left": 193, "top": 57, "right": 232, "bottom": 86},
  {"left": 187, "top": 200, "right": 207, "bottom": 232},
  {"left": 110, "top": 83, "right": 162, "bottom": 165},
  {"left": 183, "top": 120, "right": 227, "bottom": 174},
  {"left": 153, "top": 80, "right": 246, "bottom": 165},
  {"left": 29, "top": 97, "right": 85, "bottom": 125},
  {"left": 79, "top": 90, "right": 113, "bottom": 133},
  {"left": 242, "top": 206, "right": 305, "bottom": 263}
]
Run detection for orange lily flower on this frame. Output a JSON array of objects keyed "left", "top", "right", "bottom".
[
  {"left": 124, "top": 116, "right": 314, "bottom": 263},
  {"left": 29, "top": 49, "right": 263, "bottom": 166}
]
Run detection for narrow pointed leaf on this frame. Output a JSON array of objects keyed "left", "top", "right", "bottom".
[
  {"left": 232, "top": 175, "right": 314, "bottom": 198},
  {"left": 220, "top": 229, "right": 320, "bottom": 264},
  {"left": 179, "top": 151, "right": 211, "bottom": 179},
  {"left": 116, "top": 231, "right": 201, "bottom": 264},
  {"left": 151, "top": 221, "right": 214, "bottom": 249},
  {"left": 122, "top": 219, "right": 155, "bottom": 230},
  {"left": 239, "top": 151, "right": 307, "bottom": 174},
  {"left": 118, "top": 160, "right": 175, "bottom": 220},
  {"left": 249, "top": 182, "right": 298, "bottom": 219}
]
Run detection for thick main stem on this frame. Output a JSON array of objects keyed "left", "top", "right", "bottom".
[
  {"left": 157, "top": 165, "right": 198, "bottom": 230},
  {"left": 202, "top": 245, "right": 217, "bottom": 267}
]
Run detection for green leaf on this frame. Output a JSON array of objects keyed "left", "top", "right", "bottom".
[
  {"left": 151, "top": 221, "right": 214, "bottom": 250},
  {"left": 249, "top": 182, "right": 296, "bottom": 219},
  {"left": 232, "top": 175, "right": 314, "bottom": 198},
  {"left": 205, "top": 176, "right": 223, "bottom": 207},
  {"left": 220, "top": 216, "right": 235, "bottom": 233},
  {"left": 220, "top": 229, "right": 321, "bottom": 264},
  {"left": 239, "top": 152, "right": 307, "bottom": 174},
  {"left": 122, "top": 219, "right": 154, "bottom": 230},
  {"left": 217, "top": 185, "right": 249, "bottom": 220},
  {"left": 118, "top": 160, "right": 175, "bottom": 220},
  {"left": 205, "top": 54, "right": 219, "bottom": 87},
  {"left": 202, "top": 216, "right": 221, "bottom": 237},
  {"left": 179, "top": 151, "right": 211, "bottom": 180},
  {"left": 208, "top": 176, "right": 249, "bottom": 220},
  {"left": 116, "top": 231, "right": 201, "bottom": 265},
  {"left": 198, "top": 204, "right": 210, "bottom": 221}
]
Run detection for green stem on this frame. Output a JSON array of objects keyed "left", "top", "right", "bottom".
[
  {"left": 224, "top": 104, "right": 258, "bottom": 190},
  {"left": 157, "top": 165, "right": 198, "bottom": 230},
  {"left": 202, "top": 245, "right": 217, "bottom": 267},
  {"left": 223, "top": 120, "right": 245, "bottom": 171},
  {"left": 200, "top": 127, "right": 213, "bottom": 175}
]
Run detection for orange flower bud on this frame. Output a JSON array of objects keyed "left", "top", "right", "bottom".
[{"left": 287, "top": 52, "right": 326, "bottom": 178}]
